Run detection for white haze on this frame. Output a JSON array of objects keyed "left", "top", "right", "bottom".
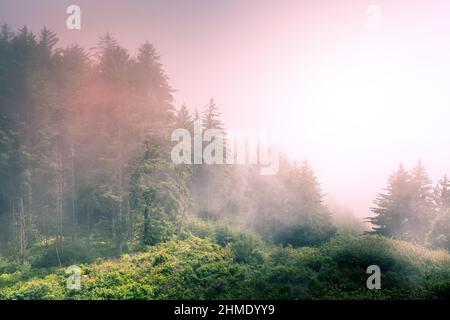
[{"left": 3, "top": 0, "right": 450, "bottom": 219}]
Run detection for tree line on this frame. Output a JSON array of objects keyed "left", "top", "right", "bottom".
[
  {"left": 0, "top": 25, "right": 335, "bottom": 266},
  {"left": 0, "top": 25, "right": 447, "bottom": 267},
  {"left": 369, "top": 161, "right": 450, "bottom": 250}
]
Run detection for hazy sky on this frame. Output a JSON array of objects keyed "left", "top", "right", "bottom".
[{"left": 2, "top": 0, "right": 450, "bottom": 217}]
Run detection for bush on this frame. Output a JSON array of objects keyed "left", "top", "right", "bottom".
[
  {"left": 273, "top": 223, "right": 336, "bottom": 247},
  {"left": 427, "top": 210, "right": 450, "bottom": 251},
  {"left": 318, "top": 235, "right": 450, "bottom": 299},
  {"left": 28, "top": 239, "right": 116, "bottom": 268},
  {"left": 184, "top": 216, "right": 216, "bottom": 240},
  {"left": 1, "top": 232, "right": 449, "bottom": 300},
  {"left": 73, "top": 236, "right": 256, "bottom": 300},
  {"left": 0, "top": 274, "right": 66, "bottom": 300},
  {"left": 230, "top": 233, "right": 265, "bottom": 264},
  {"left": 0, "top": 258, "right": 20, "bottom": 274},
  {"left": 184, "top": 216, "right": 265, "bottom": 264}
]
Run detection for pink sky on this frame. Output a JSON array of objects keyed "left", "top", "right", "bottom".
[{"left": 2, "top": 0, "right": 450, "bottom": 217}]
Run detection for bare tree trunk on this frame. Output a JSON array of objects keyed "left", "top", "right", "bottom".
[
  {"left": 18, "top": 197, "right": 26, "bottom": 264},
  {"left": 143, "top": 205, "right": 149, "bottom": 245},
  {"left": 128, "top": 198, "right": 133, "bottom": 242},
  {"left": 87, "top": 198, "right": 91, "bottom": 248},
  {"left": 71, "top": 141, "right": 76, "bottom": 228},
  {"left": 111, "top": 202, "right": 116, "bottom": 247},
  {"left": 27, "top": 179, "right": 33, "bottom": 232},
  {"left": 116, "top": 123, "right": 124, "bottom": 253},
  {"left": 10, "top": 200, "right": 16, "bottom": 257},
  {"left": 56, "top": 142, "right": 64, "bottom": 242}
]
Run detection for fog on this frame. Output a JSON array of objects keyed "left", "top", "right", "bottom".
[{"left": 3, "top": 0, "right": 450, "bottom": 218}]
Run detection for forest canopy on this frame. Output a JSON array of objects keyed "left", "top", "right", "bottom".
[{"left": 0, "top": 24, "right": 339, "bottom": 260}]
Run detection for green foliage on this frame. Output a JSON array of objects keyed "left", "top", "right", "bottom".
[
  {"left": 0, "top": 25, "right": 179, "bottom": 259},
  {"left": 1, "top": 232, "right": 449, "bottom": 300},
  {"left": 185, "top": 216, "right": 265, "bottom": 264},
  {"left": 317, "top": 235, "right": 450, "bottom": 299},
  {"left": 129, "top": 142, "right": 190, "bottom": 247},
  {"left": 0, "top": 258, "right": 20, "bottom": 274},
  {"left": 273, "top": 223, "right": 336, "bottom": 247},
  {"left": 0, "top": 274, "right": 66, "bottom": 300},
  {"left": 28, "top": 239, "right": 116, "bottom": 269},
  {"left": 1, "top": 25, "right": 449, "bottom": 301},
  {"left": 427, "top": 210, "right": 450, "bottom": 251},
  {"left": 369, "top": 162, "right": 435, "bottom": 243}
]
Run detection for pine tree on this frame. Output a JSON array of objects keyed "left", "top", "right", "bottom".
[
  {"left": 202, "top": 98, "right": 223, "bottom": 131},
  {"left": 97, "top": 33, "right": 130, "bottom": 84},
  {"left": 427, "top": 175, "right": 450, "bottom": 250},
  {"left": 271, "top": 159, "right": 336, "bottom": 247},
  {"left": 129, "top": 140, "right": 189, "bottom": 246},
  {"left": 37, "top": 27, "right": 58, "bottom": 62},
  {"left": 0, "top": 24, "right": 14, "bottom": 42},
  {"left": 175, "top": 104, "right": 193, "bottom": 130},
  {"left": 193, "top": 109, "right": 200, "bottom": 121},
  {"left": 296, "top": 160, "right": 331, "bottom": 225},
  {"left": 433, "top": 175, "right": 450, "bottom": 213},
  {"left": 368, "top": 162, "right": 434, "bottom": 243},
  {"left": 368, "top": 163, "right": 412, "bottom": 239},
  {"left": 409, "top": 161, "right": 434, "bottom": 242}
]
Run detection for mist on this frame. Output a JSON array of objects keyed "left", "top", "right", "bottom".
[
  {"left": 1, "top": 0, "right": 450, "bottom": 302},
  {"left": 3, "top": 0, "right": 450, "bottom": 218}
]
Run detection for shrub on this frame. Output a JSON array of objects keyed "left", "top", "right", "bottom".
[
  {"left": 273, "top": 223, "right": 336, "bottom": 247},
  {"left": 28, "top": 239, "right": 117, "bottom": 268},
  {"left": 0, "top": 274, "right": 66, "bottom": 300},
  {"left": 1, "top": 232, "right": 449, "bottom": 300}
]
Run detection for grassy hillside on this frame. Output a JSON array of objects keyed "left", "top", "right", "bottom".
[{"left": 1, "top": 218, "right": 449, "bottom": 300}]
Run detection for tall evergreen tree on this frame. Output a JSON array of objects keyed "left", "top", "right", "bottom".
[
  {"left": 409, "top": 161, "right": 434, "bottom": 242},
  {"left": 368, "top": 163, "right": 412, "bottom": 239},
  {"left": 37, "top": 26, "right": 58, "bottom": 63},
  {"left": 175, "top": 104, "right": 193, "bottom": 130},
  {"left": 202, "top": 98, "right": 223, "bottom": 131},
  {"left": 369, "top": 162, "right": 433, "bottom": 243},
  {"left": 427, "top": 175, "right": 450, "bottom": 250},
  {"left": 432, "top": 175, "right": 450, "bottom": 213}
]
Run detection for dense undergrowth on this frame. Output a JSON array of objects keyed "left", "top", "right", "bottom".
[{"left": 1, "top": 217, "right": 449, "bottom": 300}]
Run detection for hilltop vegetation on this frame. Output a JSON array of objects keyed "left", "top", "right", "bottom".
[{"left": 1, "top": 217, "right": 449, "bottom": 300}]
